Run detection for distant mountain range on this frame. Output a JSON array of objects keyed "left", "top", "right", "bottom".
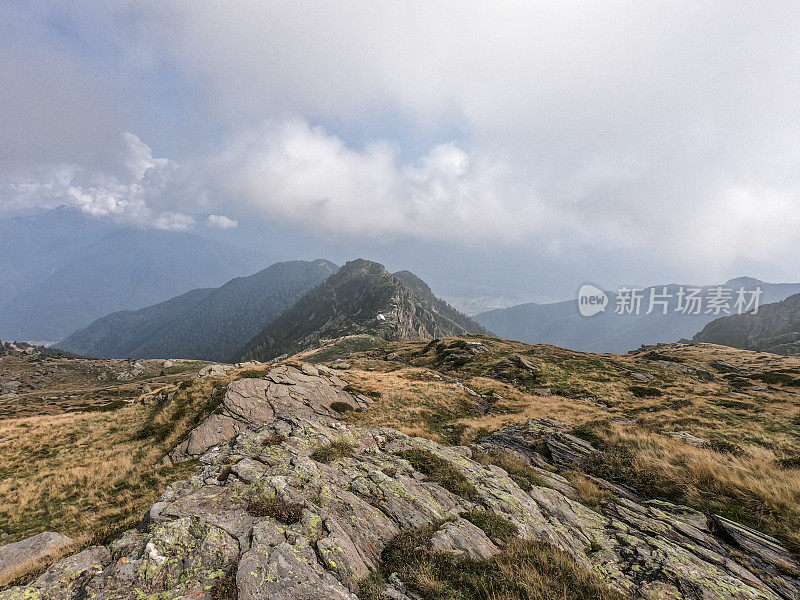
[
  {"left": 238, "top": 259, "right": 488, "bottom": 361},
  {"left": 693, "top": 292, "right": 800, "bottom": 355},
  {"left": 0, "top": 207, "right": 269, "bottom": 342},
  {"left": 474, "top": 277, "right": 800, "bottom": 354},
  {"left": 56, "top": 260, "right": 337, "bottom": 361},
  {"left": 58, "top": 258, "right": 486, "bottom": 362}
]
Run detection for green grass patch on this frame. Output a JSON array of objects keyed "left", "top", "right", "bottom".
[
  {"left": 379, "top": 522, "right": 628, "bottom": 600},
  {"left": 751, "top": 370, "right": 800, "bottom": 386},
  {"left": 343, "top": 384, "right": 382, "bottom": 399},
  {"left": 163, "top": 361, "right": 207, "bottom": 375},
  {"left": 462, "top": 508, "right": 518, "bottom": 543},
  {"left": 81, "top": 399, "right": 128, "bottom": 413},
  {"left": 237, "top": 369, "right": 268, "bottom": 379},
  {"left": 628, "top": 385, "right": 663, "bottom": 398},
  {"left": 396, "top": 449, "right": 480, "bottom": 503},
  {"left": 244, "top": 495, "right": 304, "bottom": 524},
  {"left": 708, "top": 434, "right": 744, "bottom": 456},
  {"left": 310, "top": 439, "right": 356, "bottom": 463},
  {"left": 357, "top": 572, "right": 387, "bottom": 600},
  {"left": 581, "top": 441, "right": 681, "bottom": 501},
  {"left": 307, "top": 335, "right": 387, "bottom": 363}
]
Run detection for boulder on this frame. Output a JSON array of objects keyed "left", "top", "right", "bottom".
[
  {"left": 301, "top": 363, "right": 319, "bottom": 376},
  {"left": 712, "top": 360, "right": 741, "bottom": 373},
  {"left": 0, "top": 531, "right": 72, "bottom": 584},
  {"left": 429, "top": 518, "right": 499, "bottom": 560},
  {"left": 664, "top": 430, "right": 708, "bottom": 447}
]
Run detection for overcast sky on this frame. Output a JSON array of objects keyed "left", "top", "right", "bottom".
[{"left": 3, "top": 2, "right": 800, "bottom": 301}]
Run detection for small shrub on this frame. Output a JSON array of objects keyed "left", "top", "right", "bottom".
[
  {"left": 244, "top": 496, "right": 304, "bottom": 524},
  {"left": 217, "top": 466, "right": 232, "bottom": 482},
  {"left": 357, "top": 571, "right": 387, "bottom": 600},
  {"left": 629, "top": 385, "right": 663, "bottom": 398},
  {"left": 310, "top": 440, "right": 356, "bottom": 464},
  {"left": 211, "top": 568, "right": 238, "bottom": 600},
  {"left": 462, "top": 508, "right": 518, "bottom": 542},
  {"left": 330, "top": 401, "right": 358, "bottom": 414},
  {"left": 396, "top": 449, "right": 480, "bottom": 502}
]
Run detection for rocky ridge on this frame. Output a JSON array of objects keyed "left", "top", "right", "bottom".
[
  {"left": 3, "top": 365, "right": 799, "bottom": 599},
  {"left": 693, "top": 293, "right": 800, "bottom": 355},
  {"left": 237, "top": 259, "right": 488, "bottom": 362},
  {"left": 57, "top": 260, "right": 338, "bottom": 362}
]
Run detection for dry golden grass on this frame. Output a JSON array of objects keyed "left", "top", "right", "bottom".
[
  {"left": 343, "top": 368, "right": 483, "bottom": 442},
  {"left": 334, "top": 336, "right": 800, "bottom": 550},
  {"left": 597, "top": 425, "right": 800, "bottom": 548},
  {"left": 379, "top": 520, "right": 627, "bottom": 600},
  {"left": 0, "top": 373, "right": 235, "bottom": 587},
  {"left": 4, "top": 335, "right": 800, "bottom": 586}
]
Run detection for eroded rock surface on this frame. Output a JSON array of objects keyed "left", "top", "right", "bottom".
[
  {"left": 4, "top": 366, "right": 799, "bottom": 600},
  {"left": 0, "top": 532, "right": 73, "bottom": 584}
]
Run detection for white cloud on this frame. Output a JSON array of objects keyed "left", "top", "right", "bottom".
[
  {"left": 152, "top": 212, "right": 195, "bottom": 231},
  {"left": 1, "top": 132, "right": 194, "bottom": 230},
  {"left": 6, "top": 2, "right": 800, "bottom": 284},
  {"left": 206, "top": 214, "right": 238, "bottom": 229},
  {"left": 213, "top": 119, "right": 542, "bottom": 242}
]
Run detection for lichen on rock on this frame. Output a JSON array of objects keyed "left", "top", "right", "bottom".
[{"left": 3, "top": 365, "right": 799, "bottom": 600}]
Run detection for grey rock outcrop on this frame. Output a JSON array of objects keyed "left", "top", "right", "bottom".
[
  {"left": 5, "top": 367, "right": 799, "bottom": 599},
  {"left": 0, "top": 532, "right": 73, "bottom": 584},
  {"left": 162, "top": 365, "right": 372, "bottom": 464},
  {"left": 429, "top": 518, "right": 499, "bottom": 560}
]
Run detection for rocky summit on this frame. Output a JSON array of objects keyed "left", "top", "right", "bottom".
[
  {"left": 4, "top": 363, "right": 798, "bottom": 600},
  {"left": 237, "top": 259, "right": 487, "bottom": 362}
]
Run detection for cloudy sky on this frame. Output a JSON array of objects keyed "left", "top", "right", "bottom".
[{"left": 3, "top": 1, "right": 800, "bottom": 302}]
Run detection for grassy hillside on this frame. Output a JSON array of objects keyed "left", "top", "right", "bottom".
[
  {"left": 58, "top": 259, "right": 337, "bottom": 360},
  {"left": 307, "top": 336, "right": 800, "bottom": 552},
  {"left": 4, "top": 335, "right": 800, "bottom": 591}
]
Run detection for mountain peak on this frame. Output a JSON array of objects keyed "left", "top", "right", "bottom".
[
  {"left": 57, "top": 260, "right": 338, "bottom": 360},
  {"left": 392, "top": 269, "right": 433, "bottom": 297},
  {"left": 724, "top": 276, "right": 765, "bottom": 287},
  {"left": 337, "top": 258, "right": 391, "bottom": 276},
  {"left": 238, "top": 259, "right": 486, "bottom": 361}
]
